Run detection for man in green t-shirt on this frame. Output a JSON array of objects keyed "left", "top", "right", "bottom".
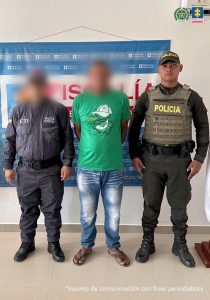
[{"left": 72, "top": 61, "right": 130, "bottom": 267}]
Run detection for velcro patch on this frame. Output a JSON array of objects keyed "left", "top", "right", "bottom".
[
  {"left": 44, "top": 117, "right": 55, "bottom": 123},
  {"left": 20, "top": 118, "right": 29, "bottom": 124}
]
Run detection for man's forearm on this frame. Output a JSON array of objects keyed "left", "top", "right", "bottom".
[
  {"left": 62, "top": 124, "right": 75, "bottom": 167},
  {"left": 194, "top": 143, "right": 209, "bottom": 162},
  {"left": 75, "top": 131, "right": 80, "bottom": 140},
  {"left": 74, "top": 124, "right": 81, "bottom": 141},
  {"left": 121, "top": 130, "right": 126, "bottom": 144},
  {"left": 128, "top": 96, "right": 146, "bottom": 159},
  {"left": 4, "top": 112, "right": 17, "bottom": 170},
  {"left": 4, "top": 140, "right": 16, "bottom": 170},
  {"left": 128, "top": 116, "right": 143, "bottom": 159},
  {"left": 192, "top": 94, "right": 209, "bottom": 162},
  {"left": 121, "top": 120, "right": 128, "bottom": 144},
  {"left": 194, "top": 122, "right": 209, "bottom": 162},
  {"left": 4, "top": 159, "right": 15, "bottom": 170}
]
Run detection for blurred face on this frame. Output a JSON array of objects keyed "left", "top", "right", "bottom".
[
  {"left": 87, "top": 64, "right": 111, "bottom": 93},
  {"left": 158, "top": 61, "right": 183, "bottom": 84},
  {"left": 27, "top": 83, "right": 47, "bottom": 102}
]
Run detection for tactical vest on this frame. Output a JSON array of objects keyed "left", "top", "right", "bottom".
[{"left": 144, "top": 85, "right": 192, "bottom": 146}]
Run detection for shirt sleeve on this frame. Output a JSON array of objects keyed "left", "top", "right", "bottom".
[
  {"left": 121, "top": 94, "right": 130, "bottom": 121},
  {"left": 72, "top": 96, "right": 81, "bottom": 124},
  {"left": 190, "top": 91, "right": 209, "bottom": 162},
  {"left": 128, "top": 91, "right": 148, "bottom": 159},
  {"left": 4, "top": 108, "right": 18, "bottom": 170},
  {"left": 58, "top": 105, "right": 75, "bottom": 167}
]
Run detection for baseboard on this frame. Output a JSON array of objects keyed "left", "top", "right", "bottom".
[{"left": 0, "top": 224, "right": 210, "bottom": 234}]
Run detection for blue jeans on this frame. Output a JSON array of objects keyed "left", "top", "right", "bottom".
[{"left": 77, "top": 167, "right": 124, "bottom": 249}]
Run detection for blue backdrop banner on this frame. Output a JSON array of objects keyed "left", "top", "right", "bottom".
[{"left": 0, "top": 40, "right": 170, "bottom": 186}]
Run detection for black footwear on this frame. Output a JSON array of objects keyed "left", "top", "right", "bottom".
[
  {"left": 135, "top": 228, "right": 155, "bottom": 263},
  {"left": 172, "top": 233, "right": 195, "bottom": 268},
  {"left": 14, "top": 242, "right": 35, "bottom": 262},
  {"left": 48, "top": 242, "right": 65, "bottom": 262}
]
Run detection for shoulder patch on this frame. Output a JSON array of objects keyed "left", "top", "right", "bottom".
[{"left": 148, "top": 86, "right": 158, "bottom": 96}]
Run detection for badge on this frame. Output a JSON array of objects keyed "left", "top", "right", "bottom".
[
  {"left": 192, "top": 6, "right": 204, "bottom": 23},
  {"left": 174, "top": 7, "right": 190, "bottom": 22}
]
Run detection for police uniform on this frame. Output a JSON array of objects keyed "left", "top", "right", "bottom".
[
  {"left": 129, "top": 77, "right": 209, "bottom": 266},
  {"left": 4, "top": 99, "right": 75, "bottom": 251}
]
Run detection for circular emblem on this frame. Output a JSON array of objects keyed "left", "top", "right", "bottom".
[{"left": 174, "top": 8, "right": 190, "bottom": 22}]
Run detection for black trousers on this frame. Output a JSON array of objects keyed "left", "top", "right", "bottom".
[
  {"left": 16, "top": 163, "right": 64, "bottom": 243},
  {"left": 141, "top": 152, "right": 192, "bottom": 234}
]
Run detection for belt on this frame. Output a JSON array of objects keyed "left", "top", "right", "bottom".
[
  {"left": 143, "top": 140, "right": 195, "bottom": 156},
  {"left": 19, "top": 155, "right": 61, "bottom": 170}
]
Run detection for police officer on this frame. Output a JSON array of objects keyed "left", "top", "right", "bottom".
[
  {"left": 129, "top": 51, "right": 209, "bottom": 268},
  {"left": 4, "top": 70, "right": 75, "bottom": 262}
]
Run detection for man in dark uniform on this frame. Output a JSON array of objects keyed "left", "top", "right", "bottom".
[
  {"left": 129, "top": 51, "right": 209, "bottom": 268},
  {"left": 4, "top": 70, "right": 75, "bottom": 262}
]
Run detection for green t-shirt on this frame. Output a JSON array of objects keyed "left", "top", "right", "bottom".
[{"left": 72, "top": 90, "right": 130, "bottom": 171}]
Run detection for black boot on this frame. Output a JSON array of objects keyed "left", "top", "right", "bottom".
[
  {"left": 172, "top": 232, "right": 195, "bottom": 268},
  {"left": 135, "top": 228, "right": 155, "bottom": 263},
  {"left": 48, "top": 242, "right": 65, "bottom": 262},
  {"left": 14, "top": 242, "right": 35, "bottom": 262}
]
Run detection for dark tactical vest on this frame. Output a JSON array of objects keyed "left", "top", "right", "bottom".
[{"left": 144, "top": 85, "right": 192, "bottom": 146}]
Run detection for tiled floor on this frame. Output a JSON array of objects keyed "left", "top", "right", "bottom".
[{"left": 0, "top": 232, "right": 209, "bottom": 300}]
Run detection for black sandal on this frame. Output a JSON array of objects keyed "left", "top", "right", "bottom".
[
  {"left": 73, "top": 248, "right": 92, "bottom": 266},
  {"left": 108, "top": 249, "right": 130, "bottom": 267}
]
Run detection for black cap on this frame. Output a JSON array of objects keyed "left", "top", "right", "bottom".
[{"left": 159, "top": 51, "right": 180, "bottom": 66}]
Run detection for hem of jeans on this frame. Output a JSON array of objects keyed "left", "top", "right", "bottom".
[
  {"left": 107, "top": 244, "right": 121, "bottom": 250},
  {"left": 81, "top": 244, "right": 94, "bottom": 249}
]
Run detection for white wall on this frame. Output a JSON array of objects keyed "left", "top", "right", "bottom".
[{"left": 0, "top": 0, "right": 209, "bottom": 225}]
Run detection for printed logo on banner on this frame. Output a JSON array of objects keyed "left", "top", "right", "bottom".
[
  {"left": 174, "top": 8, "right": 190, "bottom": 22},
  {"left": 191, "top": 6, "right": 204, "bottom": 23}
]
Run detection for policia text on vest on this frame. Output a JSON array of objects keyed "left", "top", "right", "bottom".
[
  {"left": 154, "top": 104, "right": 181, "bottom": 114},
  {"left": 144, "top": 85, "right": 192, "bottom": 146}
]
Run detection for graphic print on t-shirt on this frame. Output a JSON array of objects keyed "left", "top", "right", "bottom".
[{"left": 87, "top": 104, "right": 113, "bottom": 135}]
